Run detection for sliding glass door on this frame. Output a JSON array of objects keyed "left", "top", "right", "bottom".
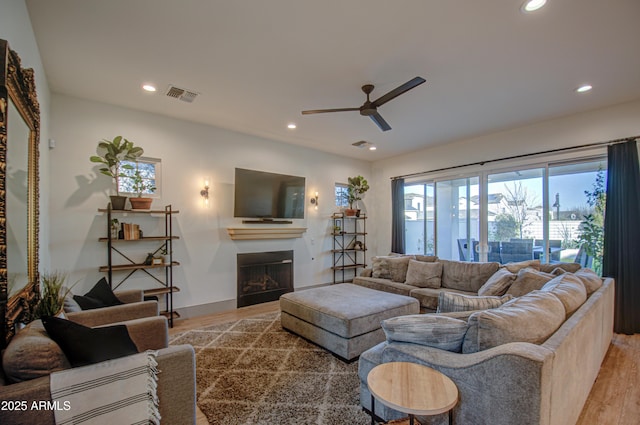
[{"left": 404, "top": 183, "right": 435, "bottom": 255}]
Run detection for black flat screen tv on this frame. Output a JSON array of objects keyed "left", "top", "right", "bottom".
[{"left": 234, "top": 168, "right": 305, "bottom": 219}]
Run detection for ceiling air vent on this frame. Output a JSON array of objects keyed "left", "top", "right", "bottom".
[
  {"left": 352, "top": 140, "right": 374, "bottom": 149},
  {"left": 165, "top": 85, "right": 199, "bottom": 103}
]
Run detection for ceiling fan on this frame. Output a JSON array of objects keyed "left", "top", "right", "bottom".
[{"left": 301, "top": 76, "right": 426, "bottom": 131}]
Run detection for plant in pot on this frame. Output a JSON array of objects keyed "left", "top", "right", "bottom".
[
  {"left": 90, "top": 136, "right": 144, "bottom": 210},
  {"left": 34, "top": 271, "right": 75, "bottom": 319},
  {"left": 345, "top": 175, "right": 370, "bottom": 216},
  {"left": 129, "top": 169, "right": 156, "bottom": 210}
]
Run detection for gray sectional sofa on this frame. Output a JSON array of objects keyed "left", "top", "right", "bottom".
[{"left": 358, "top": 269, "right": 614, "bottom": 425}]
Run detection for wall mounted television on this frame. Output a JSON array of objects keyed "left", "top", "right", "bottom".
[{"left": 234, "top": 168, "right": 306, "bottom": 220}]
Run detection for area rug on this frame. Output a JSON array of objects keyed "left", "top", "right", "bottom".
[{"left": 169, "top": 312, "right": 371, "bottom": 425}]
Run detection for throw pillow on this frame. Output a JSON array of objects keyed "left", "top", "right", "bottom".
[
  {"left": 478, "top": 268, "right": 516, "bottom": 296},
  {"left": 503, "top": 259, "right": 541, "bottom": 273},
  {"left": 437, "top": 292, "right": 514, "bottom": 313},
  {"left": 462, "top": 290, "right": 566, "bottom": 353},
  {"left": 42, "top": 316, "right": 138, "bottom": 367},
  {"left": 1, "top": 320, "right": 71, "bottom": 383},
  {"left": 404, "top": 260, "right": 442, "bottom": 288},
  {"left": 505, "top": 268, "right": 554, "bottom": 297},
  {"left": 540, "top": 273, "right": 587, "bottom": 317},
  {"left": 371, "top": 255, "right": 415, "bottom": 282},
  {"left": 62, "top": 288, "right": 82, "bottom": 313},
  {"left": 381, "top": 314, "right": 469, "bottom": 352},
  {"left": 73, "top": 277, "right": 123, "bottom": 310},
  {"left": 573, "top": 268, "right": 603, "bottom": 296},
  {"left": 539, "top": 262, "right": 581, "bottom": 273},
  {"left": 439, "top": 259, "right": 500, "bottom": 292},
  {"left": 414, "top": 255, "right": 439, "bottom": 263}
]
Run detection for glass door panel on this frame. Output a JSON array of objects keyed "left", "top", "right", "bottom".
[
  {"left": 435, "top": 177, "right": 479, "bottom": 261},
  {"left": 487, "top": 168, "right": 544, "bottom": 264},
  {"left": 404, "top": 183, "right": 435, "bottom": 255}
]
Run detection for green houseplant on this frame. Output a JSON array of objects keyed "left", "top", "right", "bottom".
[
  {"left": 128, "top": 169, "right": 156, "bottom": 209},
  {"left": 34, "top": 271, "right": 75, "bottom": 319},
  {"left": 90, "top": 136, "right": 144, "bottom": 209},
  {"left": 345, "top": 175, "right": 370, "bottom": 216}
]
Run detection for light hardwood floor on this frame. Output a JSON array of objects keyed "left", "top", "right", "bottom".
[{"left": 172, "top": 303, "right": 639, "bottom": 425}]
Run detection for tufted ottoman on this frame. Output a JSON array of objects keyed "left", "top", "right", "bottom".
[{"left": 280, "top": 283, "right": 420, "bottom": 360}]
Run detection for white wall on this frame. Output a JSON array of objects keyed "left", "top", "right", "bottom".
[
  {"left": 49, "top": 94, "right": 371, "bottom": 314},
  {"left": 370, "top": 99, "right": 640, "bottom": 255},
  {"left": 0, "top": 0, "right": 52, "bottom": 272}
]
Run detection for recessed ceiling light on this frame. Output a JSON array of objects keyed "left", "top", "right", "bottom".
[
  {"left": 369, "top": 146, "right": 377, "bottom": 151},
  {"left": 522, "top": 0, "right": 546, "bottom": 12},
  {"left": 576, "top": 84, "right": 593, "bottom": 93},
  {"left": 287, "top": 123, "right": 297, "bottom": 129},
  {"left": 142, "top": 84, "right": 157, "bottom": 92}
]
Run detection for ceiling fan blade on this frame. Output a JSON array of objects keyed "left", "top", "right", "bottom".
[
  {"left": 371, "top": 76, "right": 426, "bottom": 107},
  {"left": 369, "top": 112, "right": 392, "bottom": 131},
  {"left": 301, "top": 107, "right": 360, "bottom": 115}
]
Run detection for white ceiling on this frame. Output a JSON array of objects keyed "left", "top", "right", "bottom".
[{"left": 25, "top": 0, "right": 640, "bottom": 161}]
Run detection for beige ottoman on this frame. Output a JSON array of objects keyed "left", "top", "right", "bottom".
[{"left": 280, "top": 283, "right": 420, "bottom": 361}]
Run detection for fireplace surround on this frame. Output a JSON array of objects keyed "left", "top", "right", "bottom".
[{"left": 237, "top": 250, "right": 293, "bottom": 307}]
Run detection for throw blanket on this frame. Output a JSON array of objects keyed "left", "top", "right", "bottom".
[{"left": 50, "top": 351, "right": 160, "bottom": 425}]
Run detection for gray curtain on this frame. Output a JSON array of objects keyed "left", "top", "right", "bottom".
[
  {"left": 391, "top": 178, "right": 405, "bottom": 254},
  {"left": 603, "top": 139, "right": 640, "bottom": 334}
]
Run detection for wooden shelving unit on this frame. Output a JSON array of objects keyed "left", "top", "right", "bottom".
[
  {"left": 331, "top": 213, "right": 367, "bottom": 283},
  {"left": 98, "top": 204, "right": 180, "bottom": 326}
]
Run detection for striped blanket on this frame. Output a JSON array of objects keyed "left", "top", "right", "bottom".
[{"left": 50, "top": 351, "right": 160, "bottom": 425}]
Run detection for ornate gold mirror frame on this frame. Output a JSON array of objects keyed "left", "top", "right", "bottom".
[{"left": 0, "top": 39, "right": 40, "bottom": 346}]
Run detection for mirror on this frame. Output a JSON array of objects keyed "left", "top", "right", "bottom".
[{"left": 1, "top": 39, "right": 40, "bottom": 346}]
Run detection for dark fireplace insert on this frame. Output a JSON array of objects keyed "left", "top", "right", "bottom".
[{"left": 237, "top": 250, "right": 293, "bottom": 307}]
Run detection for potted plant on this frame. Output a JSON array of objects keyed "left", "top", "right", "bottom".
[
  {"left": 345, "top": 175, "right": 370, "bottom": 216},
  {"left": 90, "top": 135, "right": 144, "bottom": 209},
  {"left": 129, "top": 169, "right": 156, "bottom": 210},
  {"left": 34, "top": 271, "right": 75, "bottom": 319}
]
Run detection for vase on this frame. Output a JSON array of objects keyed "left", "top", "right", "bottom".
[
  {"left": 345, "top": 208, "right": 357, "bottom": 217},
  {"left": 129, "top": 197, "right": 153, "bottom": 210},
  {"left": 110, "top": 195, "right": 127, "bottom": 210}
]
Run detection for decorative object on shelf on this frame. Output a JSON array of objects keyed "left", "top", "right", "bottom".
[
  {"left": 344, "top": 175, "right": 369, "bottom": 216},
  {"left": 110, "top": 218, "right": 119, "bottom": 239},
  {"left": 334, "top": 219, "right": 342, "bottom": 233},
  {"left": 144, "top": 253, "right": 155, "bottom": 266},
  {"left": 200, "top": 177, "right": 210, "bottom": 208},
  {"left": 160, "top": 247, "right": 171, "bottom": 264},
  {"left": 129, "top": 169, "right": 156, "bottom": 209},
  {"left": 331, "top": 214, "right": 367, "bottom": 283},
  {"left": 310, "top": 192, "right": 319, "bottom": 209},
  {"left": 90, "top": 135, "right": 144, "bottom": 210},
  {"left": 122, "top": 223, "right": 141, "bottom": 240}
]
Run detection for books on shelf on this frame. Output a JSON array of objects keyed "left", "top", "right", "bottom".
[{"left": 123, "top": 223, "right": 140, "bottom": 240}]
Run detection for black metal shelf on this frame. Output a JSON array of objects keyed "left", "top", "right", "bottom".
[{"left": 331, "top": 213, "right": 367, "bottom": 283}]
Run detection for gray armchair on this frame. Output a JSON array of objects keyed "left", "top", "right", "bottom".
[{"left": 64, "top": 288, "right": 159, "bottom": 327}]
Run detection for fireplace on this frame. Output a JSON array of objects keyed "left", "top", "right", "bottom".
[{"left": 237, "top": 250, "right": 293, "bottom": 307}]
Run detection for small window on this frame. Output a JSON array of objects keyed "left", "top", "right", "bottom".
[
  {"left": 119, "top": 157, "right": 162, "bottom": 198},
  {"left": 335, "top": 183, "right": 349, "bottom": 208}
]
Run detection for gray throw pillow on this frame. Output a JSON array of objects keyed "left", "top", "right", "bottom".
[
  {"left": 381, "top": 314, "right": 469, "bottom": 352},
  {"left": 462, "top": 290, "right": 566, "bottom": 353},
  {"left": 506, "top": 268, "right": 554, "bottom": 297},
  {"left": 437, "top": 292, "right": 514, "bottom": 313},
  {"left": 539, "top": 262, "right": 581, "bottom": 273},
  {"left": 440, "top": 259, "right": 500, "bottom": 292},
  {"left": 503, "top": 259, "right": 541, "bottom": 273},
  {"left": 404, "top": 260, "right": 442, "bottom": 288},
  {"left": 372, "top": 255, "right": 414, "bottom": 282},
  {"left": 478, "top": 268, "right": 516, "bottom": 296},
  {"left": 540, "top": 273, "right": 587, "bottom": 317},
  {"left": 573, "top": 268, "right": 603, "bottom": 295}
]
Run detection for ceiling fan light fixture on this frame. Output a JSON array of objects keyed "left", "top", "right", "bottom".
[{"left": 522, "top": 0, "right": 546, "bottom": 13}]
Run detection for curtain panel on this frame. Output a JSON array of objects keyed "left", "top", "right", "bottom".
[
  {"left": 603, "top": 139, "right": 640, "bottom": 334},
  {"left": 391, "top": 178, "right": 405, "bottom": 254}
]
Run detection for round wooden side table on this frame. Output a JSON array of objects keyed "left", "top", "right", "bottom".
[{"left": 367, "top": 361, "right": 458, "bottom": 425}]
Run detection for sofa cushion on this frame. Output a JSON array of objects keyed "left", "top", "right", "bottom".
[
  {"left": 42, "top": 316, "right": 139, "bottom": 367},
  {"left": 73, "top": 277, "right": 123, "bottom": 310},
  {"left": 408, "top": 287, "right": 476, "bottom": 311},
  {"left": 414, "top": 255, "right": 439, "bottom": 263},
  {"left": 352, "top": 276, "right": 415, "bottom": 296},
  {"left": 437, "top": 292, "right": 514, "bottom": 313},
  {"left": 478, "top": 268, "right": 516, "bottom": 296},
  {"left": 540, "top": 273, "right": 587, "bottom": 317},
  {"left": 573, "top": 268, "right": 603, "bottom": 296},
  {"left": 505, "top": 268, "right": 555, "bottom": 297},
  {"left": 539, "top": 262, "right": 581, "bottom": 273},
  {"left": 381, "top": 314, "right": 468, "bottom": 352},
  {"left": 503, "top": 259, "right": 541, "bottom": 273},
  {"left": 1, "top": 320, "right": 71, "bottom": 383},
  {"left": 404, "top": 260, "right": 442, "bottom": 288},
  {"left": 440, "top": 259, "right": 500, "bottom": 292},
  {"left": 462, "top": 290, "right": 566, "bottom": 353},
  {"left": 372, "top": 255, "right": 415, "bottom": 282}
]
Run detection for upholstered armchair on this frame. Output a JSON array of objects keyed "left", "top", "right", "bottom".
[
  {"left": 0, "top": 314, "right": 196, "bottom": 425},
  {"left": 64, "top": 288, "right": 160, "bottom": 327}
]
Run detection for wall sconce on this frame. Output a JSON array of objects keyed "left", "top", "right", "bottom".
[
  {"left": 310, "top": 192, "right": 319, "bottom": 210},
  {"left": 200, "top": 177, "right": 210, "bottom": 208}
]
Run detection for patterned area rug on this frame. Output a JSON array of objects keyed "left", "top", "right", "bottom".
[{"left": 170, "top": 312, "right": 371, "bottom": 425}]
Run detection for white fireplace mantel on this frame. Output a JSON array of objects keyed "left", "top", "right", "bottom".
[{"left": 226, "top": 227, "right": 307, "bottom": 240}]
